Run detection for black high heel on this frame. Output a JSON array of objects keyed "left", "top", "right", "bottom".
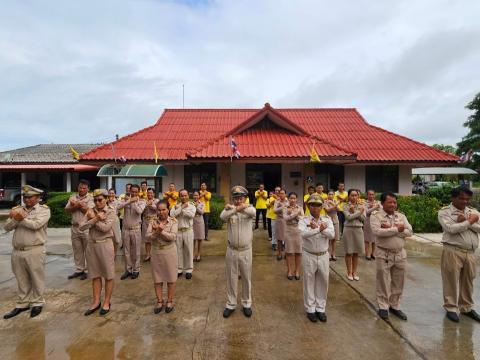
[{"left": 84, "top": 303, "right": 101, "bottom": 316}]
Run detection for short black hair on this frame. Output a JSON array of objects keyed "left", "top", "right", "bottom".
[
  {"left": 451, "top": 186, "right": 473, "bottom": 198},
  {"left": 147, "top": 187, "right": 155, "bottom": 192},
  {"left": 157, "top": 199, "right": 169, "bottom": 208},
  {"left": 78, "top": 179, "right": 90, "bottom": 188},
  {"left": 347, "top": 189, "right": 358, "bottom": 196},
  {"left": 308, "top": 186, "right": 315, "bottom": 190},
  {"left": 141, "top": 181, "right": 147, "bottom": 186},
  {"left": 288, "top": 192, "right": 297, "bottom": 198},
  {"left": 380, "top": 192, "right": 397, "bottom": 203},
  {"left": 130, "top": 184, "right": 140, "bottom": 191},
  {"left": 316, "top": 183, "right": 324, "bottom": 187},
  {"left": 108, "top": 188, "right": 115, "bottom": 193}
]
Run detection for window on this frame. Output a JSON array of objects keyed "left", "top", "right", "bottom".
[
  {"left": 366, "top": 166, "right": 399, "bottom": 193},
  {"left": 184, "top": 164, "right": 217, "bottom": 193}
]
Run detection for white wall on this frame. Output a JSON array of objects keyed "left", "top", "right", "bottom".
[
  {"left": 163, "top": 165, "right": 184, "bottom": 192},
  {"left": 282, "top": 163, "right": 304, "bottom": 205},
  {"left": 344, "top": 165, "right": 366, "bottom": 192},
  {"left": 398, "top": 165, "right": 413, "bottom": 195},
  {"left": 230, "top": 163, "right": 246, "bottom": 187}
]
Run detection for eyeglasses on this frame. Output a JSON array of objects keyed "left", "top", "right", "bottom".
[{"left": 94, "top": 198, "right": 104, "bottom": 203}]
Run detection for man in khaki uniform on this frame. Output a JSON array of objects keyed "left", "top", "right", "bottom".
[
  {"left": 438, "top": 186, "right": 480, "bottom": 323},
  {"left": 370, "top": 192, "right": 412, "bottom": 321},
  {"left": 170, "top": 189, "right": 196, "bottom": 279},
  {"left": 3, "top": 185, "right": 51, "bottom": 319},
  {"left": 299, "top": 194, "right": 335, "bottom": 323},
  {"left": 220, "top": 186, "right": 256, "bottom": 318},
  {"left": 65, "top": 179, "right": 94, "bottom": 280},
  {"left": 117, "top": 184, "right": 146, "bottom": 280}
]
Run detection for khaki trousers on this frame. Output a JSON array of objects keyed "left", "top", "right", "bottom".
[
  {"left": 225, "top": 247, "right": 252, "bottom": 309},
  {"left": 375, "top": 247, "right": 407, "bottom": 310},
  {"left": 302, "top": 250, "right": 329, "bottom": 313},
  {"left": 71, "top": 227, "right": 88, "bottom": 272},
  {"left": 123, "top": 228, "right": 141, "bottom": 272},
  {"left": 177, "top": 229, "right": 194, "bottom": 274},
  {"left": 441, "top": 246, "right": 477, "bottom": 313},
  {"left": 12, "top": 246, "right": 46, "bottom": 307}
]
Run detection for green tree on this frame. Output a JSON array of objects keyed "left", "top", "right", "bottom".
[
  {"left": 457, "top": 92, "right": 480, "bottom": 169},
  {"left": 432, "top": 144, "right": 456, "bottom": 154}
]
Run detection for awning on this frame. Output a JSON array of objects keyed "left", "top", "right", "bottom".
[
  {"left": 412, "top": 167, "right": 478, "bottom": 175},
  {"left": 97, "top": 164, "right": 121, "bottom": 177},
  {"left": 117, "top": 164, "right": 167, "bottom": 177}
]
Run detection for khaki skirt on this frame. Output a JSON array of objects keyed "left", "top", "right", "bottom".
[
  {"left": 363, "top": 217, "right": 375, "bottom": 243},
  {"left": 285, "top": 223, "right": 302, "bottom": 253},
  {"left": 86, "top": 239, "right": 115, "bottom": 280},
  {"left": 193, "top": 215, "right": 205, "bottom": 240},
  {"left": 342, "top": 226, "right": 364, "bottom": 254},
  {"left": 151, "top": 245, "right": 178, "bottom": 283},
  {"left": 275, "top": 218, "right": 286, "bottom": 241}
]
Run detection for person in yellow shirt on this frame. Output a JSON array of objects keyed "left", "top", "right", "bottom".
[
  {"left": 334, "top": 182, "right": 348, "bottom": 235},
  {"left": 303, "top": 186, "right": 315, "bottom": 216},
  {"left": 267, "top": 188, "right": 280, "bottom": 250},
  {"left": 199, "top": 182, "right": 212, "bottom": 240},
  {"left": 163, "top": 183, "right": 179, "bottom": 209},
  {"left": 254, "top": 184, "right": 268, "bottom": 230},
  {"left": 138, "top": 181, "right": 148, "bottom": 200},
  {"left": 314, "top": 184, "right": 328, "bottom": 216}
]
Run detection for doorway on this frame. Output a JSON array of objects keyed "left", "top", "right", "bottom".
[{"left": 245, "top": 164, "right": 282, "bottom": 202}]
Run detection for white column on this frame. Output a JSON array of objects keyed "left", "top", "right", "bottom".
[
  {"left": 66, "top": 172, "right": 72, "bottom": 192},
  {"left": 21, "top": 172, "right": 27, "bottom": 187},
  {"left": 107, "top": 176, "right": 113, "bottom": 190},
  {"left": 344, "top": 165, "right": 366, "bottom": 192},
  {"left": 398, "top": 165, "right": 413, "bottom": 195}
]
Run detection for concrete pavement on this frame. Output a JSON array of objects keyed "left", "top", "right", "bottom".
[{"left": 0, "top": 224, "right": 478, "bottom": 359}]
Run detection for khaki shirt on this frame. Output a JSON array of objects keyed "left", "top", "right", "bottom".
[
  {"left": 370, "top": 208, "right": 412, "bottom": 251},
  {"left": 4, "top": 203, "right": 51, "bottom": 249},
  {"left": 343, "top": 203, "right": 366, "bottom": 227},
  {"left": 142, "top": 199, "right": 159, "bottom": 222},
  {"left": 79, "top": 206, "right": 116, "bottom": 241},
  {"left": 284, "top": 205, "right": 304, "bottom": 225},
  {"left": 299, "top": 215, "right": 335, "bottom": 253},
  {"left": 117, "top": 199, "right": 146, "bottom": 228},
  {"left": 194, "top": 201, "right": 205, "bottom": 217},
  {"left": 170, "top": 202, "right": 196, "bottom": 229},
  {"left": 274, "top": 199, "right": 289, "bottom": 219},
  {"left": 220, "top": 205, "right": 256, "bottom": 250},
  {"left": 438, "top": 204, "right": 480, "bottom": 251},
  {"left": 146, "top": 217, "right": 178, "bottom": 247},
  {"left": 65, "top": 193, "right": 94, "bottom": 227}
]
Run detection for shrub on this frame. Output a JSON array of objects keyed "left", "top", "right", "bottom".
[
  {"left": 208, "top": 195, "right": 225, "bottom": 230},
  {"left": 46, "top": 192, "right": 73, "bottom": 227},
  {"left": 425, "top": 185, "right": 454, "bottom": 206},
  {"left": 397, "top": 195, "right": 442, "bottom": 233}
]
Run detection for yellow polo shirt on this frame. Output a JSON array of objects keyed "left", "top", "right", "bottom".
[
  {"left": 255, "top": 190, "right": 268, "bottom": 209},
  {"left": 304, "top": 193, "right": 313, "bottom": 216},
  {"left": 199, "top": 190, "right": 212, "bottom": 213},
  {"left": 266, "top": 196, "right": 277, "bottom": 220},
  {"left": 164, "top": 191, "right": 179, "bottom": 209},
  {"left": 138, "top": 190, "right": 147, "bottom": 200},
  {"left": 334, "top": 191, "right": 348, "bottom": 211}
]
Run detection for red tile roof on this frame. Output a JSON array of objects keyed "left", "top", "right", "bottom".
[{"left": 81, "top": 104, "right": 458, "bottom": 163}]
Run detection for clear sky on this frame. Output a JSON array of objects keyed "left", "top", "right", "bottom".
[{"left": 1, "top": 0, "right": 479, "bottom": 151}]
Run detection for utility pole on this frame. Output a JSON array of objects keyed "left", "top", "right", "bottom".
[{"left": 182, "top": 84, "right": 185, "bottom": 109}]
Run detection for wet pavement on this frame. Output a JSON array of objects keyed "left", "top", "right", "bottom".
[{"left": 0, "top": 224, "right": 479, "bottom": 360}]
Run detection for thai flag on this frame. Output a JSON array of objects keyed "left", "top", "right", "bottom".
[
  {"left": 230, "top": 136, "right": 240, "bottom": 159},
  {"left": 459, "top": 149, "right": 473, "bottom": 163}
]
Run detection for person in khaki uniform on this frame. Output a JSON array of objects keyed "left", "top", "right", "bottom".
[
  {"left": 146, "top": 200, "right": 179, "bottom": 314},
  {"left": 370, "top": 192, "right": 412, "bottom": 321},
  {"left": 65, "top": 179, "right": 94, "bottom": 280},
  {"left": 117, "top": 184, "right": 146, "bottom": 280},
  {"left": 220, "top": 186, "right": 256, "bottom": 318},
  {"left": 80, "top": 189, "right": 116, "bottom": 316},
  {"left": 438, "top": 186, "right": 480, "bottom": 323},
  {"left": 298, "top": 194, "right": 335, "bottom": 323},
  {"left": 3, "top": 185, "right": 51, "bottom": 319},
  {"left": 170, "top": 189, "right": 196, "bottom": 279},
  {"left": 142, "top": 188, "right": 159, "bottom": 262}
]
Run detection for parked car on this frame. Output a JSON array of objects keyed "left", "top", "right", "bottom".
[
  {"left": 0, "top": 180, "right": 48, "bottom": 205},
  {"left": 412, "top": 182, "right": 427, "bottom": 195},
  {"left": 425, "top": 181, "right": 454, "bottom": 190}
]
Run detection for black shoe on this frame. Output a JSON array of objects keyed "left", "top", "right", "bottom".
[
  {"left": 331, "top": 257, "right": 337, "bottom": 261},
  {"left": 378, "top": 309, "right": 389, "bottom": 320},
  {"left": 30, "top": 306, "right": 43, "bottom": 318},
  {"left": 165, "top": 304, "right": 174, "bottom": 313},
  {"left": 365, "top": 256, "right": 371, "bottom": 261},
  {"left": 461, "top": 310, "right": 480, "bottom": 322},
  {"left": 84, "top": 303, "right": 101, "bottom": 316},
  {"left": 3, "top": 307, "right": 29, "bottom": 319},
  {"left": 120, "top": 271, "right": 132, "bottom": 280},
  {"left": 295, "top": 275, "right": 301, "bottom": 280},
  {"left": 178, "top": 273, "right": 183, "bottom": 278},
  {"left": 254, "top": 226, "right": 259, "bottom": 230},
  {"left": 131, "top": 272, "right": 139, "bottom": 279},
  {"left": 446, "top": 311, "right": 460, "bottom": 323},
  {"left": 389, "top": 308, "right": 407, "bottom": 321},
  {"left": 371, "top": 255, "right": 375, "bottom": 260},
  {"left": 287, "top": 275, "right": 294, "bottom": 280},
  {"left": 307, "top": 312, "right": 318, "bottom": 322},
  {"left": 68, "top": 272, "right": 83, "bottom": 279},
  {"left": 99, "top": 305, "right": 111, "bottom": 316},
  {"left": 316, "top": 312, "right": 327, "bottom": 322},
  {"left": 276, "top": 255, "right": 282, "bottom": 261},
  {"left": 242, "top": 307, "right": 252, "bottom": 317},
  {"left": 272, "top": 244, "right": 277, "bottom": 251},
  {"left": 154, "top": 302, "right": 164, "bottom": 314},
  {"left": 223, "top": 308, "right": 235, "bottom": 318},
  {"left": 79, "top": 272, "right": 88, "bottom": 280},
  {"left": 185, "top": 273, "right": 192, "bottom": 280}
]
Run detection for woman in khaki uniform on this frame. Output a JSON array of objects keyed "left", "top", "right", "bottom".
[
  {"left": 274, "top": 189, "right": 289, "bottom": 261},
  {"left": 342, "top": 189, "right": 366, "bottom": 281},
  {"left": 146, "top": 200, "right": 179, "bottom": 314},
  {"left": 364, "top": 190, "right": 381, "bottom": 260},
  {"left": 142, "top": 188, "right": 159, "bottom": 262},
  {"left": 192, "top": 192, "right": 205, "bottom": 262},
  {"left": 284, "top": 192, "right": 304, "bottom": 280},
  {"left": 80, "top": 189, "right": 116, "bottom": 316},
  {"left": 323, "top": 190, "right": 340, "bottom": 261}
]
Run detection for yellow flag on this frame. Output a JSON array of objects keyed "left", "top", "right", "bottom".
[
  {"left": 310, "top": 145, "right": 321, "bottom": 163},
  {"left": 153, "top": 141, "right": 159, "bottom": 164},
  {"left": 69, "top": 145, "right": 80, "bottom": 160}
]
